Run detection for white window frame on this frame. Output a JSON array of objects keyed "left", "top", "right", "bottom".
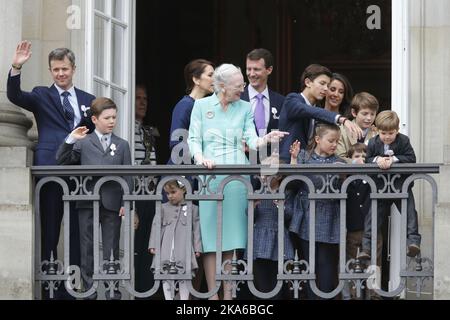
[
  {"left": 390, "top": 0, "right": 409, "bottom": 295},
  {"left": 84, "top": 0, "right": 135, "bottom": 142},
  {"left": 392, "top": 0, "right": 410, "bottom": 135}
]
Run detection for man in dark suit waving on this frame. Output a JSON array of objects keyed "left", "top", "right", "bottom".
[
  {"left": 7, "top": 41, "right": 96, "bottom": 296},
  {"left": 241, "top": 48, "right": 285, "bottom": 162}
]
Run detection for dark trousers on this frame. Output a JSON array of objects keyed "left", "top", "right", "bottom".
[
  {"left": 40, "top": 182, "right": 81, "bottom": 299},
  {"left": 40, "top": 182, "right": 81, "bottom": 266},
  {"left": 78, "top": 207, "right": 122, "bottom": 290},
  {"left": 299, "top": 239, "right": 339, "bottom": 300},
  {"left": 134, "top": 200, "right": 156, "bottom": 293},
  {"left": 362, "top": 192, "right": 421, "bottom": 253},
  {"left": 254, "top": 259, "right": 289, "bottom": 300}
]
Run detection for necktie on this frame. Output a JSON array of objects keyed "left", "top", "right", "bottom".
[
  {"left": 101, "top": 135, "right": 109, "bottom": 151},
  {"left": 254, "top": 93, "right": 265, "bottom": 136},
  {"left": 61, "top": 91, "right": 75, "bottom": 129}
]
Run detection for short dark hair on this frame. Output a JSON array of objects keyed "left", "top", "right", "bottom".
[
  {"left": 300, "top": 64, "right": 332, "bottom": 91},
  {"left": 136, "top": 83, "right": 148, "bottom": 93},
  {"left": 247, "top": 48, "right": 274, "bottom": 68},
  {"left": 347, "top": 143, "right": 367, "bottom": 159},
  {"left": 184, "top": 59, "right": 215, "bottom": 94},
  {"left": 48, "top": 48, "right": 76, "bottom": 68},
  {"left": 91, "top": 97, "right": 117, "bottom": 117}
]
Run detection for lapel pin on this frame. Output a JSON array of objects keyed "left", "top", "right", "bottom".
[
  {"left": 110, "top": 143, "right": 117, "bottom": 156},
  {"left": 206, "top": 111, "right": 215, "bottom": 119},
  {"left": 81, "top": 105, "right": 90, "bottom": 117},
  {"left": 271, "top": 107, "right": 279, "bottom": 120}
]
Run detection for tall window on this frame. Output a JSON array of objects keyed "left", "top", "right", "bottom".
[{"left": 86, "top": 0, "right": 135, "bottom": 140}]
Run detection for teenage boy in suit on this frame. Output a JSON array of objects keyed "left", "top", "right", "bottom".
[
  {"left": 278, "top": 64, "right": 362, "bottom": 162},
  {"left": 57, "top": 97, "right": 133, "bottom": 300},
  {"left": 7, "top": 41, "right": 95, "bottom": 296}
]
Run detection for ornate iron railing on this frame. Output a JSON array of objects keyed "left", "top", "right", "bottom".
[{"left": 31, "top": 164, "right": 440, "bottom": 300}]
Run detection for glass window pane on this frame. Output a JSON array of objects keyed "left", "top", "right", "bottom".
[
  {"left": 95, "top": 0, "right": 105, "bottom": 12},
  {"left": 112, "top": 24, "right": 125, "bottom": 86},
  {"left": 94, "top": 81, "right": 106, "bottom": 98},
  {"left": 112, "top": 89, "right": 125, "bottom": 110},
  {"left": 112, "top": 0, "right": 124, "bottom": 21},
  {"left": 94, "top": 16, "right": 106, "bottom": 79}
]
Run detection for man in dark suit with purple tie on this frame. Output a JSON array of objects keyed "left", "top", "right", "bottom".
[
  {"left": 241, "top": 48, "right": 285, "bottom": 162},
  {"left": 7, "top": 41, "right": 95, "bottom": 298}
]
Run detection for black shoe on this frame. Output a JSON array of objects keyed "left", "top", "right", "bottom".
[{"left": 407, "top": 244, "right": 421, "bottom": 257}]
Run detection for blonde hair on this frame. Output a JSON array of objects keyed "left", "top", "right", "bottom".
[{"left": 375, "top": 110, "right": 400, "bottom": 131}]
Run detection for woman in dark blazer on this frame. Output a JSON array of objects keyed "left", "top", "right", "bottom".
[{"left": 168, "top": 59, "right": 215, "bottom": 165}]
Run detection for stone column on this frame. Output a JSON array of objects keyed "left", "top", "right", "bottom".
[
  {"left": 409, "top": 0, "right": 450, "bottom": 300},
  {"left": 0, "top": 0, "right": 34, "bottom": 300},
  {"left": 0, "top": 0, "right": 33, "bottom": 148}
]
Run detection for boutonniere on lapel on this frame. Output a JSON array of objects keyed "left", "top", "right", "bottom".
[
  {"left": 271, "top": 107, "right": 279, "bottom": 120},
  {"left": 81, "top": 105, "right": 90, "bottom": 117},
  {"left": 110, "top": 143, "right": 117, "bottom": 156},
  {"left": 182, "top": 205, "right": 187, "bottom": 217}
]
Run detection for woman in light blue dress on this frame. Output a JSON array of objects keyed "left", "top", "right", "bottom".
[{"left": 188, "top": 64, "right": 288, "bottom": 300}]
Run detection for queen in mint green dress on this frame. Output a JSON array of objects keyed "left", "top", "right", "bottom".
[{"left": 188, "top": 93, "right": 259, "bottom": 253}]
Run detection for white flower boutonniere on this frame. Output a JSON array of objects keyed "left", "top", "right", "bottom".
[
  {"left": 271, "top": 107, "right": 279, "bottom": 120},
  {"left": 81, "top": 105, "right": 91, "bottom": 117},
  {"left": 182, "top": 205, "right": 187, "bottom": 217},
  {"left": 110, "top": 143, "right": 117, "bottom": 156}
]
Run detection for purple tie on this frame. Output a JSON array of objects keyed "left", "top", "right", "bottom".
[{"left": 254, "top": 93, "right": 265, "bottom": 136}]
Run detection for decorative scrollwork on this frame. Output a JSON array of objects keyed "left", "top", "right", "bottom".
[{"left": 377, "top": 173, "right": 401, "bottom": 193}]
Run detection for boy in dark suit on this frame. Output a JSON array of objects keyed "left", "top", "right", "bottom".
[
  {"left": 7, "top": 41, "right": 95, "bottom": 297},
  {"left": 359, "top": 111, "right": 421, "bottom": 260},
  {"left": 278, "top": 64, "right": 362, "bottom": 162},
  {"left": 57, "top": 97, "right": 133, "bottom": 300}
]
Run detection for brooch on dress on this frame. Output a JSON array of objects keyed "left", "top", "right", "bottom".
[
  {"left": 206, "top": 111, "right": 215, "bottom": 119},
  {"left": 110, "top": 143, "right": 117, "bottom": 156}
]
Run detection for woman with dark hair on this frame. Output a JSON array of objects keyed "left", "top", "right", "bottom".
[
  {"left": 324, "top": 73, "right": 354, "bottom": 116},
  {"left": 168, "top": 59, "right": 215, "bottom": 165}
]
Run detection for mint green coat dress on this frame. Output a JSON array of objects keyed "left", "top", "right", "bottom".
[{"left": 188, "top": 94, "right": 259, "bottom": 253}]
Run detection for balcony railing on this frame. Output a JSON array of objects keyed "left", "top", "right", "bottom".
[{"left": 31, "top": 164, "right": 440, "bottom": 300}]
